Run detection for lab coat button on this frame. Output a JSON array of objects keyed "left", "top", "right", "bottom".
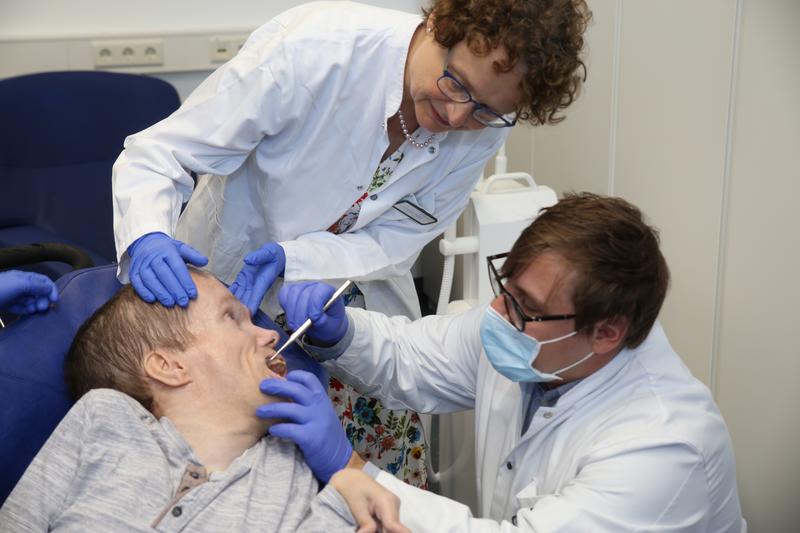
[
  {"left": 543, "top": 411, "right": 553, "bottom": 419},
  {"left": 370, "top": 194, "right": 378, "bottom": 200},
  {"left": 428, "top": 146, "right": 436, "bottom": 154},
  {"left": 171, "top": 506, "right": 183, "bottom": 517},
  {"left": 506, "top": 461, "right": 513, "bottom": 470},
  {"left": 357, "top": 185, "right": 364, "bottom": 190}
]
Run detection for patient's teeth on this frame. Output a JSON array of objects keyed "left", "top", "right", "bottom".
[{"left": 266, "top": 355, "right": 287, "bottom": 376}]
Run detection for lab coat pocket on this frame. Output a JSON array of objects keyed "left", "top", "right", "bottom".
[{"left": 382, "top": 193, "right": 436, "bottom": 224}]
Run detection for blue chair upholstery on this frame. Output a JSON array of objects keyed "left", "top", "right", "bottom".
[
  {"left": 0, "top": 264, "right": 325, "bottom": 504},
  {"left": 0, "top": 71, "right": 181, "bottom": 279}
]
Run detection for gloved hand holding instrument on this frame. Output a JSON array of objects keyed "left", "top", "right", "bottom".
[
  {"left": 257, "top": 280, "right": 353, "bottom": 483},
  {"left": 275, "top": 280, "right": 351, "bottom": 351}
]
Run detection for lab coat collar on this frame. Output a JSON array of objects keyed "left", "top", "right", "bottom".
[
  {"left": 382, "top": 18, "right": 447, "bottom": 146},
  {"left": 511, "top": 345, "right": 636, "bottom": 450},
  {"left": 383, "top": 18, "right": 420, "bottom": 123}
]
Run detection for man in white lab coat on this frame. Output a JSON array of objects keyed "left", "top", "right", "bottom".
[{"left": 264, "top": 192, "right": 746, "bottom": 532}]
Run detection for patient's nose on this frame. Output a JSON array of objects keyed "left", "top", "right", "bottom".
[
  {"left": 251, "top": 324, "right": 279, "bottom": 347},
  {"left": 261, "top": 329, "right": 280, "bottom": 347}
]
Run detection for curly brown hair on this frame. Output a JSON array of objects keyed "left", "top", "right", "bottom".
[{"left": 424, "top": 0, "right": 591, "bottom": 125}]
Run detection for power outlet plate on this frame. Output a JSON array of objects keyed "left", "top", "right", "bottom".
[
  {"left": 92, "top": 39, "right": 164, "bottom": 67},
  {"left": 209, "top": 35, "right": 248, "bottom": 63}
]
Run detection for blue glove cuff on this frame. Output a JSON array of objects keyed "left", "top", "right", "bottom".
[
  {"left": 301, "top": 313, "right": 354, "bottom": 362},
  {"left": 318, "top": 432, "right": 354, "bottom": 484}
]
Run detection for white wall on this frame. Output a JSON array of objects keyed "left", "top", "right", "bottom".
[
  {"left": 0, "top": 0, "right": 423, "bottom": 100},
  {"left": 507, "top": 1, "right": 800, "bottom": 530},
  {"left": 716, "top": 1, "right": 800, "bottom": 528},
  {"left": 0, "top": 0, "right": 421, "bottom": 38}
]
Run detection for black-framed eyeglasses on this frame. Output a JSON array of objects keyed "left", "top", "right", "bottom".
[
  {"left": 436, "top": 51, "right": 519, "bottom": 128},
  {"left": 487, "top": 252, "right": 576, "bottom": 332}
]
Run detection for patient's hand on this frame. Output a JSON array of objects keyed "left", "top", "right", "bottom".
[{"left": 329, "top": 468, "right": 410, "bottom": 533}]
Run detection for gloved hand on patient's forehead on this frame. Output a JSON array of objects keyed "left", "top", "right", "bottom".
[
  {"left": 128, "top": 232, "right": 208, "bottom": 308},
  {"left": 0, "top": 270, "right": 58, "bottom": 315},
  {"left": 278, "top": 281, "right": 348, "bottom": 346},
  {"left": 257, "top": 370, "right": 352, "bottom": 483},
  {"left": 230, "top": 242, "right": 286, "bottom": 316}
]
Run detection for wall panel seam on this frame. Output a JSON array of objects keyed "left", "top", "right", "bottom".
[
  {"left": 710, "top": 0, "right": 744, "bottom": 396},
  {"left": 606, "top": 0, "right": 623, "bottom": 195}
]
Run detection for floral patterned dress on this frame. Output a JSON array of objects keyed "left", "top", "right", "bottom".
[{"left": 325, "top": 147, "right": 428, "bottom": 488}]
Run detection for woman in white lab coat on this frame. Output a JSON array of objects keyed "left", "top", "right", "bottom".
[
  {"left": 270, "top": 194, "right": 745, "bottom": 532},
  {"left": 111, "top": 0, "right": 591, "bottom": 485}
]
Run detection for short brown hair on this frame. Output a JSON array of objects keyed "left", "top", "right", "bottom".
[
  {"left": 502, "top": 193, "right": 670, "bottom": 348},
  {"left": 425, "top": 0, "right": 592, "bottom": 125},
  {"left": 65, "top": 284, "right": 197, "bottom": 411}
]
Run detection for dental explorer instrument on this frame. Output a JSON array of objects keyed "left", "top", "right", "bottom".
[{"left": 267, "top": 280, "right": 352, "bottom": 363}]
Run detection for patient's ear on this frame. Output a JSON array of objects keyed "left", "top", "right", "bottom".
[{"left": 144, "top": 350, "right": 191, "bottom": 387}]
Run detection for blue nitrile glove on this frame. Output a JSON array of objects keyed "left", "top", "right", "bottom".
[
  {"left": 256, "top": 370, "right": 353, "bottom": 483},
  {"left": 229, "top": 243, "right": 286, "bottom": 316},
  {"left": 128, "top": 232, "right": 208, "bottom": 308},
  {"left": 0, "top": 270, "right": 58, "bottom": 314},
  {"left": 278, "top": 281, "right": 348, "bottom": 346},
  {"left": 257, "top": 370, "right": 352, "bottom": 483}
]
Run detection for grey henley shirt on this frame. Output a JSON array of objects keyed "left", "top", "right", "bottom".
[{"left": 0, "top": 389, "right": 356, "bottom": 532}]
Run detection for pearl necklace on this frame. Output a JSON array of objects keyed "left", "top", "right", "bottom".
[{"left": 397, "top": 108, "right": 435, "bottom": 149}]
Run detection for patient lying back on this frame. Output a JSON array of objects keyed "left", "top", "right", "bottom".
[{"left": 0, "top": 271, "right": 355, "bottom": 531}]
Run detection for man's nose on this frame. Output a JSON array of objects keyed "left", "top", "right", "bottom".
[
  {"left": 257, "top": 328, "right": 280, "bottom": 348},
  {"left": 445, "top": 101, "right": 473, "bottom": 128}
]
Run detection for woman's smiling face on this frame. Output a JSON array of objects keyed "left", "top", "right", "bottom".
[{"left": 405, "top": 28, "right": 524, "bottom": 132}]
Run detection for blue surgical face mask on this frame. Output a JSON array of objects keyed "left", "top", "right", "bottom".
[{"left": 479, "top": 306, "right": 594, "bottom": 383}]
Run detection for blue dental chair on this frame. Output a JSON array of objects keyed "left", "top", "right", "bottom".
[
  {"left": 0, "top": 264, "right": 325, "bottom": 505},
  {"left": 0, "top": 71, "right": 181, "bottom": 280}
]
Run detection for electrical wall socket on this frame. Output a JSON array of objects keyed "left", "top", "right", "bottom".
[
  {"left": 209, "top": 35, "right": 248, "bottom": 62},
  {"left": 92, "top": 39, "right": 164, "bottom": 67}
]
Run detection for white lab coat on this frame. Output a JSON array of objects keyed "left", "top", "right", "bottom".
[
  {"left": 324, "top": 306, "right": 746, "bottom": 532},
  {"left": 111, "top": 1, "right": 507, "bottom": 317}
]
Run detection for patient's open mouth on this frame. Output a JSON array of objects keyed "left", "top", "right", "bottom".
[{"left": 265, "top": 354, "right": 287, "bottom": 377}]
